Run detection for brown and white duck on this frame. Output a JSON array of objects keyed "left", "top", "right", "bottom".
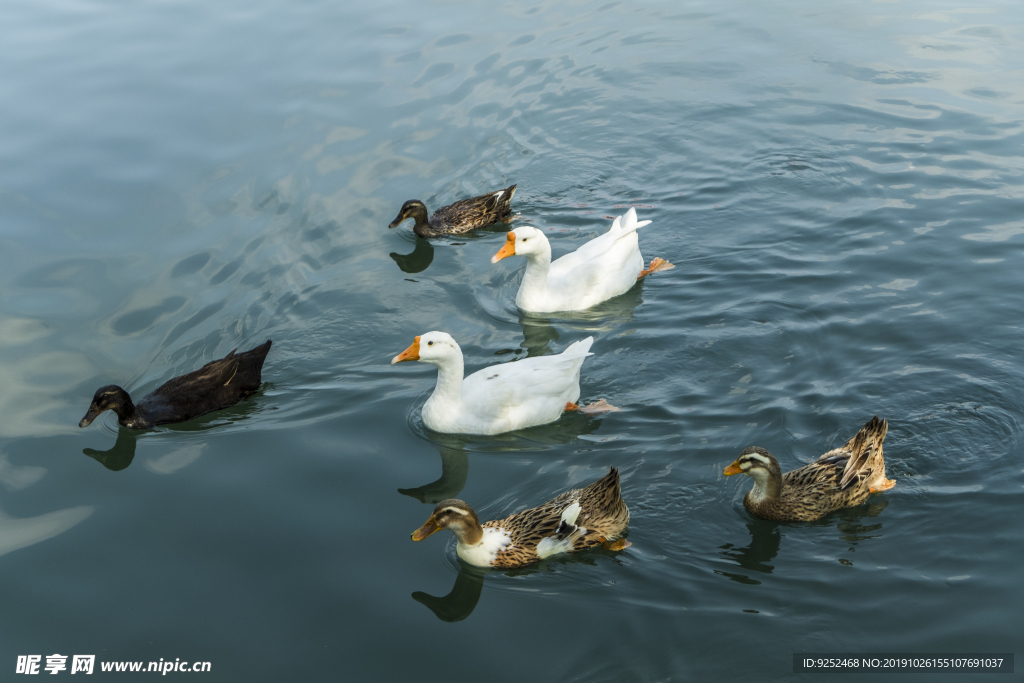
[
  {"left": 724, "top": 416, "right": 896, "bottom": 521},
  {"left": 411, "top": 467, "right": 630, "bottom": 568},
  {"left": 79, "top": 340, "right": 272, "bottom": 430}
]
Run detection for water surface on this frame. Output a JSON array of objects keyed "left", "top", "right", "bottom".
[{"left": 1, "top": 0, "right": 1022, "bottom": 680}]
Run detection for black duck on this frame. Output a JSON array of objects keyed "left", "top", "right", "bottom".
[
  {"left": 388, "top": 184, "right": 516, "bottom": 237},
  {"left": 79, "top": 339, "right": 272, "bottom": 430}
]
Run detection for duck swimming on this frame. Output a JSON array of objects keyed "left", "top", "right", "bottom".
[
  {"left": 388, "top": 184, "right": 517, "bottom": 238},
  {"left": 491, "top": 207, "right": 674, "bottom": 313},
  {"left": 724, "top": 416, "right": 896, "bottom": 521},
  {"left": 411, "top": 466, "right": 630, "bottom": 568},
  {"left": 391, "top": 332, "right": 613, "bottom": 435},
  {"left": 79, "top": 339, "right": 272, "bottom": 430}
]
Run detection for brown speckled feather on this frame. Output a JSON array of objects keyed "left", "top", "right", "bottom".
[
  {"left": 483, "top": 467, "right": 629, "bottom": 568},
  {"left": 428, "top": 184, "right": 516, "bottom": 235},
  {"left": 745, "top": 416, "right": 891, "bottom": 522}
]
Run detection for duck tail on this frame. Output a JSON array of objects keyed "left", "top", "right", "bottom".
[
  {"left": 239, "top": 339, "right": 273, "bottom": 375},
  {"left": 838, "top": 416, "right": 888, "bottom": 489},
  {"left": 561, "top": 336, "right": 594, "bottom": 358},
  {"left": 612, "top": 207, "right": 652, "bottom": 238}
]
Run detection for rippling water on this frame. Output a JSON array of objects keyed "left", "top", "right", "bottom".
[{"left": 2, "top": 0, "right": 1022, "bottom": 680}]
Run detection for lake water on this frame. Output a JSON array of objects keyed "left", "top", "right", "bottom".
[{"left": 2, "top": 0, "right": 1022, "bottom": 680}]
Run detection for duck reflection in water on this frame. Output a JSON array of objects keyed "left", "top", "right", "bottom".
[
  {"left": 389, "top": 237, "right": 434, "bottom": 274},
  {"left": 515, "top": 278, "right": 645, "bottom": 359},
  {"left": 398, "top": 443, "right": 469, "bottom": 505},
  {"left": 412, "top": 540, "right": 629, "bottom": 623},
  {"left": 397, "top": 407, "right": 609, "bottom": 504},
  {"left": 83, "top": 428, "right": 138, "bottom": 472},
  {"left": 412, "top": 563, "right": 486, "bottom": 623},
  {"left": 82, "top": 395, "right": 267, "bottom": 472},
  {"left": 717, "top": 499, "right": 890, "bottom": 583}
]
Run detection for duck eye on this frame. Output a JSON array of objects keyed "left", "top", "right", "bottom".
[
  {"left": 427, "top": 341, "right": 433, "bottom": 346},
  {"left": 522, "top": 238, "right": 528, "bottom": 242}
]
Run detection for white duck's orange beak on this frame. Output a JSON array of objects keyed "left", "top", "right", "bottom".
[
  {"left": 391, "top": 336, "right": 421, "bottom": 364},
  {"left": 491, "top": 232, "right": 516, "bottom": 263}
]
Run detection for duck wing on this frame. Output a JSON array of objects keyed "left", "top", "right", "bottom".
[
  {"left": 462, "top": 337, "right": 592, "bottom": 414},
  {"left": 549, "top": 208, "right": 649, "bottom": 284}
]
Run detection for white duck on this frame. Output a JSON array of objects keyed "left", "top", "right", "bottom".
[
  {"left": 391, "top": 332, "right": 613, "bottom": 435},
  {"left": 491, "top": 207, "right": 674, "bottom": 313}
]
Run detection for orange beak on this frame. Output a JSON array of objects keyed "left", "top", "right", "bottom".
[
  {"left": 723, "top": 460, "right": 743, "bottom": 476},
  {"left": 411, "top": 515, "right": 441, "bottom": 541},
  {"left": 490, "top": 232, "right": 516, "bottom": 263},
  {"left": 391, "top": 336, "right": 421, "bottom": 364}
]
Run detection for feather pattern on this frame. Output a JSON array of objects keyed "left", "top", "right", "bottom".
[
  {"left": 388, "top": 184, "right": 516, "bottom": 237},
  {"left": 412, "top": 468, "right": 629, "bottom": 569},
  {"left": 725, "top": 416, "right": 894, "bottom": 522}
]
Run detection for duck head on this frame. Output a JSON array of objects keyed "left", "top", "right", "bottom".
[
  {"left": 412, "top": 499, "right": 484, "bottom": 545},
  {"left": 79, "top": 385, "right": 133, "bottom": 428},
  {"left": 389, "top": 200, "right": 429, "bottom": 229},
  {"left": 491, "top": 226, "right": 548, "bottom": 263},
  {"left": 724, "top": 447, "right": 783, "bottom": 500},
  {"left": 391, "top": 331, "right": 461, "bottom": 367}
]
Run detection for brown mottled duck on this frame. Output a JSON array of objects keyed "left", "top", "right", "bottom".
[
  {"left": 724, "top": 416, "right": 896, "bottom": 522},
  {"left": 411, "top": 466, "right": 630, "bottom": 568},
  {"left": 79, "top": 340, "right": 272, "bottom": 430},
  {"left": 388, "top": 184, "right": 516, "bottom": 237}
]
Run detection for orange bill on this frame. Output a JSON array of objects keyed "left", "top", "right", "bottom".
[
  {"left": 723, "top": 460, "right": 743, "bottom": 476},
  {"left": 411, "top": 516, "right": 441, "bottom": 541},
  {"left": 391, "top": 336, "right": 421, "bottom": 364},
  {"left": 490, "top": 232, "right": 516, "bottom": 263}
]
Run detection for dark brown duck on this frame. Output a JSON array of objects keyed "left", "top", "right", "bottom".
[
  {"left": 388, "top": 184, "right": 516, "bottom": 238},
  {"left": 79, "top": 339, "right": 272, "bottom": 430}
]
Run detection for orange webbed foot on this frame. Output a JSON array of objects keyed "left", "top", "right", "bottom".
[
  {"left": 637, "top": 257, "right": 675, "bottom": 279},
  {"left": 579, "top": 398, "right": 620, "bottom": 414},
  {"left": 565, "top": 402, "right": 580, "bottom": 412},
  {"left": 601, "top": 537, "right": 631, "bottom": 551},
  {"left": 869, "top": 478, "right": 896, "bottom": 493}
]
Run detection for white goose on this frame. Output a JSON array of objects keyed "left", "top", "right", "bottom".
[
  {"left": 391, "top": 332, "right": 612, "bottom": 435},
  {"left": 491, "top": 208, "right": 674, "bottom": 313}
]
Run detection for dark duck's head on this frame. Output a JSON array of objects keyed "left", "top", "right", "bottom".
[
  {"left": 389, "top": 200, "right": 429, "bottom": 229},
  {"left": 80, "top": 385, "right": 133, "bottom": 428}
]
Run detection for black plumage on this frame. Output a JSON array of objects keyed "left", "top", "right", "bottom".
[{"left": 79, "top": 340, "right": 272, "bottom": 430}]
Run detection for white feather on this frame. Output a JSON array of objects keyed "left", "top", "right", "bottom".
[{"left": 457, "top": 527, "right": 512, "bottom": 567}]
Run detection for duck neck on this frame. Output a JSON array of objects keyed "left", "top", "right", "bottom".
[
  {"left": 747, "top": 467, "right": 783, "bottom": 503},
  {"left": 452, "top": 519, "right": 484, "bottom": 547},
  {"left": 426, "top": 350, "right": 465, "bottom": 410},
  {"left": 518, "top": 245, "right": 552, "bottom": 299},
  {"left": 112, "top": 392, "right": 140, "bottom": 427},
  {"left": 409, "top": 206, "right": 432, "bottom": 237}
]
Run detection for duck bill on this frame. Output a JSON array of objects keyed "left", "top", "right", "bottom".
[
  {"left": 391, "top": 336, "right": 421, "bottom": 364},
  {"left": 411, "top": 516, "right": 441, "bottom": 541},
  {"left": 723, "top": 460, "right": 742, "bottom": 476},
  {"left": 490, "top": 232, "right": 516, "bottom": 263},
  {"left": 79, "top": 406, "right": 102, "bottom": 428},
  {"left": 388, "top": 211, "right": 406, "bottom": 229}
]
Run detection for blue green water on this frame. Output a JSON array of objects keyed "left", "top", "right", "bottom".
[{"left": 1, "top": 0, "right": 1022, "bottom": 680}]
